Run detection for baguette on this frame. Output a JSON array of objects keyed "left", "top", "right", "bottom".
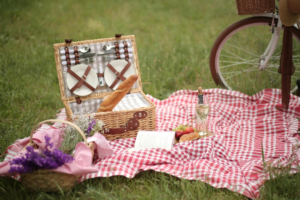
[
  {"left": 179, "top": 132, "right": 200, "bottom": 143},
  {"left": 97, "top": 75, "right": 138, "bottom": 112}
]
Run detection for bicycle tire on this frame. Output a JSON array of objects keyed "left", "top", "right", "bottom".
[{"left": 210, "top": 16, "right": 300, "bottom": 95}]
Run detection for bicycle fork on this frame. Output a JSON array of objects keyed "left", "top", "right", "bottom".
[{"left": 258, "top": 14, "right": 282, "bottom": 70}]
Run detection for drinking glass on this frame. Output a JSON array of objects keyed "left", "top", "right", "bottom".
[{"left": 195, "top": 96, "right": 210, "bottom": 136}]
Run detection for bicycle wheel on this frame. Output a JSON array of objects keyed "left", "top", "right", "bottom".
[{"left": 210, "top": 16, "right": 300, "bottom": 95}]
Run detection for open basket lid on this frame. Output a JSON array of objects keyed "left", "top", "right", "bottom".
[{"left": 53, "top": 35, "right": 143, "bottom": 102}]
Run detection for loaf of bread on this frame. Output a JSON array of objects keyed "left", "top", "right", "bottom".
[
  {"left": 97, "top": 75, "right": 138, "bottom": 112},
  {"left": 179, "top": 132, "right": 200, "bottom": 143}
]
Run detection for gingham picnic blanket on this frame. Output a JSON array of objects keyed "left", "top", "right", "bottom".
[
  {"left": 5, "top": 88, "right": 300, "bottom": 199},
  {"left": 83, "top": 88, "right": 300, "bottom": 199}
]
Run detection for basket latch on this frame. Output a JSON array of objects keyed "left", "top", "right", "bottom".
[
  {"left": 115, "top": 33, "right": 123, "bottom": 38},
  {"left": 101, "top": 111, "right": 147, "bottom": 135},
  {"left": 75, "top": 96, "right": 82, "bottom": 104},
  {"left": 133, "top": 111, "right": 147, "bottom": 119},
  {"left": 65, "top": 39, "right": 73, "bottom": 44}
]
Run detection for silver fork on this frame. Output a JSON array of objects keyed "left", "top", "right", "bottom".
[
  {"left": 80, "top": 57, "right": 94, "bottom": 63},
  {"left": 61, "top": 57, "right": 94, "bottom": 65},
  {"left": 103, "top": 43, "right": 131, "bottom": 51}
]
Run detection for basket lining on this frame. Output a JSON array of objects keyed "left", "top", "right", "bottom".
[
  {"left": 59, "top": 39, "right": 139, "bottom": 98},
  {"left": 69, "top": 92, "right": 150, "bottom": 114}
]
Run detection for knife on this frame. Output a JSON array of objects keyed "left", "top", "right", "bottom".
[
  {"left": 103, "top": 53, "right": 133, "bottom": 61},
  {"left": 97, "top": 48, "right": 133, "bottom": 56},
  {"left": 60, "top": 53, "right": 96, "bottom": 60}
]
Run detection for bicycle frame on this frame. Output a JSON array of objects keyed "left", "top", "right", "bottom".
[
  {"left": 252, "top": 13, "right": 300, "bottom": 71},
  {"left": 251, "top": 13, "right": 282, "bottom": 70}
]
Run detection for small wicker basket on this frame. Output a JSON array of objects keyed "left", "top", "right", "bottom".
[
  {"left": 20, "top": 119, "right": 95, "bottom": 192},
  {"left": 236, "top": 0, "right": 275, "bottom": 15}
]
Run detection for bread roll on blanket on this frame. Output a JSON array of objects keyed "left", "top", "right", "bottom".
[
  {"left": 179, "top": 132, "right": 200, "bottom": 143},
  {"left": 97, "top": 75, "right": 138, "bottom": 112}
]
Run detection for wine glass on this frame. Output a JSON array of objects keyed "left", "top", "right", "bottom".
[{"left": 195, "top": 95, "right": 210, "bottom": 136}]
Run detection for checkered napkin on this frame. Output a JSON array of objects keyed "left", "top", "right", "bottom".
[
  {"left": 69, "top": 93, "right": 150, "bottom": 114},
  {"left": 112, "top": 93, "right": 150, "bottom": 111},
  {"left": 3, "top": 89, "right": 300, "bottom": 199}
]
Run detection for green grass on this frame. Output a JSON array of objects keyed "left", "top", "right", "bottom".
[
  {"left": 0, "top": 0, "right": 300, "bottom": 199},
  {"left": 0, "top": 171, "right": 248, "bottom": 200}
]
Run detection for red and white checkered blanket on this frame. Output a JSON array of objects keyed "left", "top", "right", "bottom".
[
  {"left": 80, "top": 89, "right": 300, "bottom": 199},
  {"left": 5, "top": 89, "right": 300, "bottom": 198},
  {"left": 80, "top": 89, "right": 300, "bottom": 198}
]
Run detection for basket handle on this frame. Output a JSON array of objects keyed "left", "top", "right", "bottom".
[{"left": 29, "top": 119, "right": 88, "bottom": 146}]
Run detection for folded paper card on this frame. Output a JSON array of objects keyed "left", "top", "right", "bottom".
[{"left": 128, "top": 130, "right": 176, "bottom": 152}]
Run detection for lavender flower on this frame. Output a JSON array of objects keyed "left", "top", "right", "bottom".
[
  {"left": 86, "top": 119, "right": 97, "bottom": 136},
  {"left": 44, "top": 135, "right": 53, "bottom": 149},
  {"left": 60, "top": 113, "right": 105, "bottom": 154},
  {"left": 86, "top": 119, "right": 105, "bottom": 136},
  {"left": 9, "top": 136, "right": 74, "bottom": 174}
]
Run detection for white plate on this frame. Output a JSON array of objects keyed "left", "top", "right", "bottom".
[
  {"left": 66, "top": 64, "right": 97, "bottom": 96},
  {"left": 104, "top": 60, "right": 136, "bottom": 90}
]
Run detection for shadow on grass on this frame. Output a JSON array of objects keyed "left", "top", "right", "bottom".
[
  {"left": 0, "top": 171, "right": 248, "bottom": 200},
  {"left": 2, "top": 161, "right": 300, "bottom": 200}
]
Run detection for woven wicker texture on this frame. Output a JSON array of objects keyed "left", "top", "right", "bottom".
[
  {"left": 21, "top": 119, "right": 94, "bottom": 192},
  {"left": 236, "top": 0, "right": 275, "bottom": 15},
  {"left": 21, "top": 170, "right": 79, "bottom": 192},
  {"left": 54, "top": 36, "right": 156, "bottom": 140},
  {"left": 63, "top": 92, "right": 156, "bottom": 140}
]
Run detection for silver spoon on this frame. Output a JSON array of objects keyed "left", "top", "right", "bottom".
[
  {"left": 103, "top": 43, "right": 131, "bottom": 51},
  {"left": 60, "top": 46, "right": 91, "bottom": 54},
  {"left": 78, "top": 46, "right": 91, "bottom": 53},
  {"left": 103, "top": 44, "right": 115, "bottom": 51}
]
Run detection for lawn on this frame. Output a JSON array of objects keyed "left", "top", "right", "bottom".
[{"left": 1, "top": 0, "right": 299, "bottom": 199}]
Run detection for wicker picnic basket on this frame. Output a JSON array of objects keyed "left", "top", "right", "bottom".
[
  {"left": 21, "top": 119, "right": 95, "bottom": 192},
  {"left": 236, "top": 0, "right": 275, "bottom": 15},
  {"left": 53, "top": 35, "right": 156, "bottom": 141}
]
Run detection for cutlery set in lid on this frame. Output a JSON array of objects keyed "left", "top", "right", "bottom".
[{"left": 57, "top": 39, "right": 134, "bottom": 96}]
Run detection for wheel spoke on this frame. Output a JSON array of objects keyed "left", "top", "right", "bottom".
[
  {"left": 222, "top": 68, "right": 258, "bottom": 75},
  {"left": 220, "top": 62, "right": 259, "bottom": 69},
  {"left": 266, "top": 64, "right": 279, "bottom": 68},
  {"left": 219, "top": 54, "right": 248, "bottom": 61},
  {"left": 219, "top": 48, "right": 260, "bottom": 68},
  {"left": 264, "top": 69, "right": 280, "bottom": 75},
  {"left": 221, "top": 46, "right": 250, "bottom": 61},
  {"left": 291, "top": 76, "right": 300, "bottom": 80},
  {"left": 226, "top": 43, "right": 260, "bottom": 57},
  {"left": 222, "top": 66, "right": 258, "bottom": 80},
  {"left": 211, "top": 17, "right": 300, "bottom": 94}
]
